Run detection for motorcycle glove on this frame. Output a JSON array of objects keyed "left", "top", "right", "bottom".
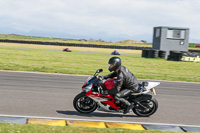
[{"left": 98, "top": 76, "right": 104, "bottom": 80}]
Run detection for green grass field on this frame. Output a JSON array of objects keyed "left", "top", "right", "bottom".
[{"left": 0, "top": 42, "right": 199, "bottom": 82}]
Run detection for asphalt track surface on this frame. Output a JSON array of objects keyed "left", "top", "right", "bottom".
[{"left": 0, "top": 70, "right": 200, "bottom": 126}]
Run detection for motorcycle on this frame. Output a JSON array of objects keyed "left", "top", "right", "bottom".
[{"left": 73, "top": 69, "right": 160, "bottom": 117}]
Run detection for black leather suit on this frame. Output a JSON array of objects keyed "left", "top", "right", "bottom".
[{"left": 103, "top": 66, "right": 138, "bottom": 106}]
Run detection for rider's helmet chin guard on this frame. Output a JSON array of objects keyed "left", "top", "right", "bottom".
[{"left": 108, "top": 57, "right": 121, "bottom": 72}]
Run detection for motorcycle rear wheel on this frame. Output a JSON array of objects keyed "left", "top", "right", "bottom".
[
  {"left": 73, "top": 93, "right": 97, "bottom": 114},
  {"left": 132, "top": 96, "right": 158, "bottom": 117}
]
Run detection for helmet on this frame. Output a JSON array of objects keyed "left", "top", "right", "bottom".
[{"left": 108, "top": 57, "right": 121, "bottom": 72}]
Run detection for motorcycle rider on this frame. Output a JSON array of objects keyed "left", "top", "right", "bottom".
[{"left": 101, "top": 57, "right": 138, "bottom": 114}]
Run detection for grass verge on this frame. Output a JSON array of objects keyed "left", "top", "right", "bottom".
[
  {"left": 0, "top": 43, "right": 199, "bottom": 82},
  {"left": 0, "top": 122, "right": 177, "bottom": 133}
]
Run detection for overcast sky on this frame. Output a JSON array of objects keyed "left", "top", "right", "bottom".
[{"left": 0, "top": 0, "right": 200, "bottom": 42}]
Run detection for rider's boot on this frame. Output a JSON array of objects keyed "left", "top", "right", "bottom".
[
  {"left": 114, "top": 94, "right": 134, "bottom": 114},
  {"left": 123, "top": 103, "right": 134, "bottom": 114}
]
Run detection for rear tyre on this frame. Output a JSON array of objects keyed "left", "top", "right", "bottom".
[
  {"left": 133, "top": 96, "right": 158, "bottom": 117},
  {"left": 73, "top": 93, "right": 97, "bottom": 114}
]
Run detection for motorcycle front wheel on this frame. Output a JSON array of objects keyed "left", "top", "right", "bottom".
[
  {"left": 73, "top": 93, "right": 97, "bottom": 114},
  {"left": 132, "top": 96, "right": 158, "bottom": 117}
]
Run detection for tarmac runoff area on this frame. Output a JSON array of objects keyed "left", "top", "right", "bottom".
[{"left": 0, "top": 115, "right": 200, "bottom": 132}]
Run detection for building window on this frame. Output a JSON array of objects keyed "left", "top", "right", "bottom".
[
  {"left": 155, "top": 28, "right": 160, "bottom": 38},
  {"left": 167, "top": 29, "right": 185, "bottom": 39}
]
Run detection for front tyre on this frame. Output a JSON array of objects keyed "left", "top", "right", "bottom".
[
  {"left": 73, "top": 93, "right": 97, "bottom": 114},
  {"left": 133, "top": 96, "right": 158, "bottom": 117}
]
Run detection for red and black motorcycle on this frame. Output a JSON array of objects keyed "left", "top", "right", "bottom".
[{"left": 73, "top": 69, "right": 160, "bottom": 117}]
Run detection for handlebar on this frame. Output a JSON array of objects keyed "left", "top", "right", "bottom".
[{"left": 97, "top": 76, "right": 103, "bottom": 80}]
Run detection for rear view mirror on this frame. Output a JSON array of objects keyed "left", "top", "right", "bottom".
[{"left": 96, "top": 69, "right": 103, "bottom": 73}]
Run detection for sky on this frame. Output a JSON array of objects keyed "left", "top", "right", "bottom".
[{"left": 0, "top": 0, "right": 200, "bottom": 43}]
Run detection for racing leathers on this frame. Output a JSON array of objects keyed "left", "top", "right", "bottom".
[{"left": 103, "top": 66, "right": 138, "bottom": 114}]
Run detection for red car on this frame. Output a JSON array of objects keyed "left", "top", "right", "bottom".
[
  {"left": 196, "top": 44, "right": 200, "bottom": 48},
  {"left": 63, "top": 48, "right": 72, "bottom": 52}
]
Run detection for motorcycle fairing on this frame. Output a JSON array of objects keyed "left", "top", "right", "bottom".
[
  {"left": 104, "top": 79, "right": 116, "bottom": 90},
  {"left": 129, "top": 94, "right": 153, "bottom": 103},
  {"left": 104, "top": 78, "right": 123, "bottom": 90},
  {"left": 82, "top": 77, "right": 92, "bottom": 88},
  {"left": 86, "top": 91, "right": 121, "bottom": 110},
  {"left": 145, "top": 82, "right": 160, "bottom": 90}
]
